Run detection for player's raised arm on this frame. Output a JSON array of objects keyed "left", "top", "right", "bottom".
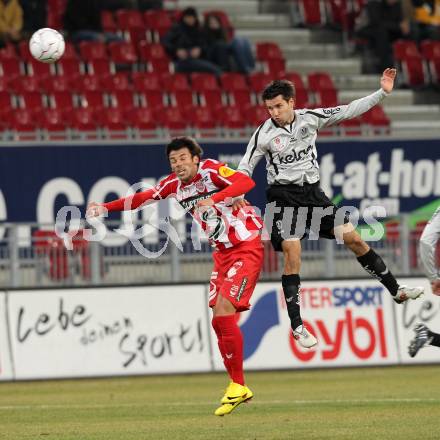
[
  {"left": 86, "top": 177, "right": 175, "bottom": 217},
  {"left": 315, "top": 68, "right": 396, "bottom": 128},
  {"left": 237, "top": 124, "right": 267, "bottom": 177},
  {"left": 197, "top": 164, "right": 256, "bottom": 208}
]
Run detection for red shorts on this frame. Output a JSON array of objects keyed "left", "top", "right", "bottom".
[{"left": 209, "top": 237, "right": 264, "bottom": 312}]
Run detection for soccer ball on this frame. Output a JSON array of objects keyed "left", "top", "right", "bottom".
[{"left": 29, "top": 28, "right": 65, "bottom": 63}]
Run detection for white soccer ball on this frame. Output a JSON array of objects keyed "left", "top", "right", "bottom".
[{"left": 29, "top": 28, "right": 65, "bottom": 64}]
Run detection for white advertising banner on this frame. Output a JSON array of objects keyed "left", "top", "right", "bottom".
[
  {"left": 0, "top": 291, "right": 13, "bottom": 381},
  {"left": 8, "top": 286, "right": 211, "bottom": 380},
  {"left": 211, "top": 280, "right": 399, "bottom": 371},
  {"left": 394, "top": 277, "right": 440, "bottom": 364}
]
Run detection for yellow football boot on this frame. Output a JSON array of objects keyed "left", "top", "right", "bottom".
[{"left": 214, "top": 382, "right": 253, "bottom": 416}]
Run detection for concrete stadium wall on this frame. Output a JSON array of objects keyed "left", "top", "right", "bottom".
[{"left": 0, "top": 278, "right": 438, "bottom": 381}]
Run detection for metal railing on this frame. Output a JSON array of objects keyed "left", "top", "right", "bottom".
[{"left": 0, "top": 214, "right": 426, "bottom": 289}]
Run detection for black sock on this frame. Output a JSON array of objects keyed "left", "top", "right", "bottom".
[
  {"left": 428, "top": 330, "right": 440, "bottom": 347},
  {"left": 282, "top": 274, "right": 302, "bottom": 330},
  {"left": 357, "top": 249, "right": 399, "bottom": 296}
]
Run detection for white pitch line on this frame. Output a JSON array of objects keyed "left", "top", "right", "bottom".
[{"left": 0, "top": 397, "right": 439, "bottom": 410}]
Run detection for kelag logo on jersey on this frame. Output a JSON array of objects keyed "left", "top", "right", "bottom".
[{"left": 277, "top": 145, "right": 313, "bottom": 165}]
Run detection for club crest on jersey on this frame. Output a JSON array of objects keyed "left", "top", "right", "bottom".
[
  {"left": 226, "top": 261, "right": 243, "bottom": 280},
  {"left": 272, "top": 137, "right": 284, "bottom": 150},
  {"left": 300, "top": 127, "right": 308, "bottom": 138},
  {"left": 219, "top": 166, "right": 236, "bottom": 178},
  {"left": 195, "top": 179, "right": 206, "bottom": 192}
]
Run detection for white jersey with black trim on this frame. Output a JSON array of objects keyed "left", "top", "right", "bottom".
[{"left": 238, "top": 89, "right": 389, "bottom": 185}]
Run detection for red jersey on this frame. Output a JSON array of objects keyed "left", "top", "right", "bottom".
[{"left": 103, "top": 159, "right": 263, "bottom": 251}]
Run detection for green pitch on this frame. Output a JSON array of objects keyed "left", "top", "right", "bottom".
[{"left": 1, "top": 366, "right": 439, "bottom": 440}]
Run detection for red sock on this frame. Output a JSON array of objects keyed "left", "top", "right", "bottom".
[
  {"left": 214, "top": 314, "right": 244, "bottom": 385},
  {"left": 212, "top": 316, "right": 232, "bottom": 378}
]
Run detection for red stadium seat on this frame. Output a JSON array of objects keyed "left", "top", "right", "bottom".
[
  {"left": 0, "top": 43, "right": 18, "bottom": 60},
  {"left": 56, "top": 59, "right": 82, "bottom": 79},
  {"left": 38, "top": 108, "right": 68, "bottom": 138},
  {"left": 339, "top": 117, "right": 362, "bottom": 136},
  {"left": 138, "top": 90, "right": 165, "bottom": 109},
  {"left": 132, "top": 72, "right": 161, "bottom": 91},
  {"left": 361, "top": 105, "right": 390, "bottom": 134},
  {"left": 246, "top": 104, "right": 269, "bottom": 126},
  {"left": 170, "top": 90, "right": 194, "bottom": 111},
  {"left": 18, "top": 40, "right": 33, "bottom": 61},
  {"left": 79, "top": 41, "right": 108, "bottom": 60},
  {"left": 99, "top": 108, "right": 128, "bottom": 138},
  {"left": 0, "top": 59, "right": 21, "bottom": 78},
  {"left": 138, "top": 41, "right": 172, "bottom": 73},
  {"left": 87, "top": 59, "right": 114, "bottom": 76},
  {"left": 297, "top": 0, "right": 327, "bottom": 26},
  {"left": 190, "top": 73, "right": 220, "bottom": 92},
  {"left": 101, "top": 10, "right": 117, "bottom": 33},
  {"left": 49, "top": 91, "right": 74, "bottom": 110},
  {"left": 68, "top": 108, "right": 99, "bottom": 136},
  {"left": 125, "top": 107, "right": 158, "bottom": 132},
  {"left": 75, "top": 75, "right": 101, "bottom": 92},
  {"left": 157, "top": 107, "right": 188, "bottom": 133},
  {"left": 144, "top": 10, "right": 173, "bottom": 42},
  {"left": 190, "top": 106, "right": 218, "bottom": 135},
  {"left": 109, "top": 90, "right": 136, "bottom": 111},
  {"left": 6, "top": 108, "right": 38, "bottom": 138},
  {"left": 79, "top": 91, "right": 106, "bottom": 110},
  {"left": 308, "top": 72, "right": 338, "bottom": 107},
  {"left": 393, "top": 40, "right": 421, "bottom": 59},
  {"left": 248, "top": 72, "right": 272, "bottom": 94},
  {"left": 62, "top": 42, "right": 79, "bottom": 60},
  {"left": 256, "top": 42, "right": 284, "bottom": 61},
  {"left": 27, "top": 58, "right": 53, "bottom": 77},
  {"left": 401, "top": 55, "right": 428, "bottom": 87},
  {"left": 18, "top": 91, "right": 45, "bottom": 111},
  {"left": 220, "top": 73, "right": 251, "bottom": 106},
  {"left": 0, "top": 76, "right": 7, "bottom": 91},
  {"left": 0, "top": 91, "right": 13, "bottom": 115},
  {"left": 100, "top": 73, "right": 131, "bottom": 92},
  {"left": 161, "top": 72, "right": 191, "bottom": 92},
  {"left": 295, "top": 88, "right": 311, "bottom": 108},
  {"left": 108, "top": 41, "right": 138, "bottom": 65},
  {"left": 420, "top": 40, "right": 440, "bottom": 84},
  {"left": 9, "top": 75, "right": 40, "bottom": 93},
  {"left": 284, "top": 71, "right": 307, "bottom": 91},
  {"left": 116, "top": 9, "right": 146, "bottom": 42},
  {"left": 42, "top": 76, "right": 70, "bottom": 93},
  {"left": 220, "top": 105, "right": 247, "bottom": 130}
]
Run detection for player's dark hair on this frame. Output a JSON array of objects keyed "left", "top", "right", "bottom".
[
  {"left": 166, "top": 137, "right": 203, "bottom": 159},
  {"left": 262, "top": 79, "right": 296, "bottom": 102}
]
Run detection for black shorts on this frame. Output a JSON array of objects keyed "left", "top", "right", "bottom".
[{"left": 265, "top": 181, "right": 350, "bottom": 252}]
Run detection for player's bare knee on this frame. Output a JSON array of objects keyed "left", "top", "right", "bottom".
[
  {"left": 213, "top": 294, "right": 236, "bottom": 316},
  {"left": 345, "top": 232, "right": 369, "bottom": 256}
]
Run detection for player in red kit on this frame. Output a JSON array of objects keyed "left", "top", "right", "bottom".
[{"left": 87, "top": 137, "right": 264, "bottom": 416}]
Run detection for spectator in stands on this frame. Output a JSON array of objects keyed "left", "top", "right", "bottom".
[
  {"left": 162, "top": 7, "right": 222, "bottom": 76},
  {"left": 137, "top": 0, "right": 163, "bottom": 10},
  {"left": 356, "top": 0, "right": 413, "bottom": 72},
  {"left": 411, "top": 0, "right": 440, "bottom": 41},
  {"left": 63, "top": 0, "right": 123, "bottom": 43},
  {"left": 204, "top": 13, "right": 255, "bottom": 74},
  {"left": 21, "top": 0, "right": 46, "bottom": 38},
  {"left": 0, "top": 0, "right": 23, "bottom": 47}
]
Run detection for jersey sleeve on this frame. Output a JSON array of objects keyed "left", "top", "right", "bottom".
[
  {"left": 420, "top": 208, "right": 440, "bottom": 282},
  {"left": 203, "top": 161, "right": 256, "bottom": 203},
  {"left": 309, "top": 89, "right": 389, "bottom": 129},
  {"left": 237, "top": 123, "right": 266, "bottom": 177},
  {"left": 102, "top": 176, "right": 175, "bottom": 212}
]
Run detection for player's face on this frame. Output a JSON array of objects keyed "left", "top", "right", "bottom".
[
  {"left": 265, "top": 95, "right": 295, "bottom": 126},
  {"left": 169, "top": 147, "right": 199, "bottom": 183}
]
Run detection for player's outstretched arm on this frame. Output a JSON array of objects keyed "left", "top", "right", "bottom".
[{"left": 380, "top": 68, "right": 397, "bottom": 94}]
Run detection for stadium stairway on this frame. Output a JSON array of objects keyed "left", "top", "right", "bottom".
[{"left": 173, "top": 0, "right": 440, "bottom": 137}]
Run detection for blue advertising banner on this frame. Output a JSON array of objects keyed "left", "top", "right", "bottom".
[{"left": 0, "top": 139, "right": 439, "bottom": 226}]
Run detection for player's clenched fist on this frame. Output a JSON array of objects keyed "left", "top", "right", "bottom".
[
  {"left": 86, "top": 202, "right": 106, "bottom": 218},
  {"left": 380, "top": 68, "right": 397, "bottom": 93}
]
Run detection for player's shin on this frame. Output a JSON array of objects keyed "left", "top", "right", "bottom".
[
  {"left": 214, "top": 314, "right": 244, "bottom": 386},
  {"left": 356, "top": 249, "right": 399, "bottom": 295},
  {"left": 281, "top": 274, "right": 303, "bottom": 330}
]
